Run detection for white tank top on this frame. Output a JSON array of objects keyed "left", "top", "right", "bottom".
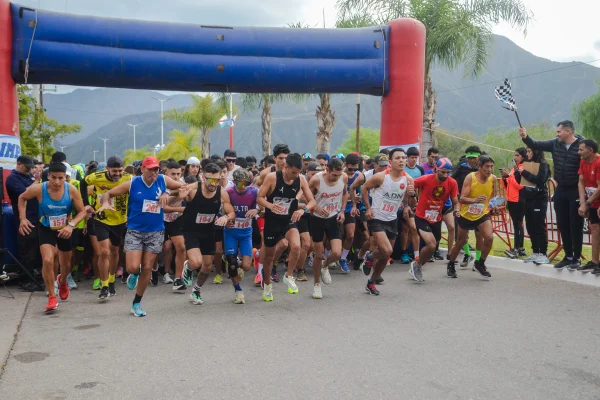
[
  {"left": 371, "top": 171, "right": 408, "bottom": 221},
  {"left": 313, "top": 172, "right": 345, "bottom": 219}
]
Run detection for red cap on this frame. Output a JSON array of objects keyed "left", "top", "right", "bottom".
[{"left": 142, "top": 156, "right": 160, "bottom": 168}]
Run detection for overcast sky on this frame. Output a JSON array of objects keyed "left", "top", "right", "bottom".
[{"left": 17, "top": 0, "right": 599, "bottom": 93}]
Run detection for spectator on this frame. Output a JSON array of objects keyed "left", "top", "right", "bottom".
[
  {"left": 520, "top": 122, "right": 583, "bottom": 269},
  {"left": 500, "top": 148, "right": 527, "bottom": 259},
  {"left": 422, "top": 147, "right": 439, "bottom": 175}
]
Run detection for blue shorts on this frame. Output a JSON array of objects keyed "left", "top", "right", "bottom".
[{"left": 223, "top": 228, "right": 253, "bottom": 257}]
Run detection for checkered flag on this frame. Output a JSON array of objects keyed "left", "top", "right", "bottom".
[{"left": 493, "top": 78, "right": 522, "bottom": 127}]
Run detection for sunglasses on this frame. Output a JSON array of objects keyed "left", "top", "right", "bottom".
[
  {"left": 347, "top": 167, "right": 358, "bottom": 172},
  {"left": 235, "top": 181, "right": 247, "bottom": 187},
  {"left": 205, "top": 177, "right": 220, "bottom": 185},
  {"left": 225, "top": 158, "right": 236, "bottom": 163}
]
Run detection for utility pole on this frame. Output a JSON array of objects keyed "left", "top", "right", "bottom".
[
  {"left": 150, "top": 96, "right": 171, "bottom": 148},
  {"left": 93, "top": 150, "right": 99, "bottom": 161},
  {"left": 356, "top": 94, "right": 361, "bottom": 153},
  {"left": 99, "top": 138, "right": 108, "bottom": 162},
  {"left": 58, "top": 146, "right": 67, "bottom": 152},
  {"left": 127, "top": 123, "right": 141, "bottom": 152}
]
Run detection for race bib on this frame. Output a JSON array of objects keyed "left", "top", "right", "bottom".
[
  {"left": 324, "top": 202, "right": 340, "bottom": 215},
  {"left": 425, "top": 210, "right": 439, "bottom": 223},
  {"left": 468, "top": 203, "right": 485, "bottom": 215},
  {"left": 234, "top": 218, "right": 251, "bottom": 229},
  {"left": 196, "top": 213, "right": 215, "bottom": 224},
  {"left": 49, "top": 214, "right": 67, "bottom": 229},
  {"left": 142, "top": 200, "right": 160, "bottom": 214},
  {"left": 164, "top": 212, "right": 179, "bottom": 223},
  {"left": 381, "top": 201, "right": 397, "bottom": 214},
  {"left": 273, "top": 201, "right": 292, "bottom": 215},
  {"left": 585, "top": 187, "right": 597, "bottom": 198}
]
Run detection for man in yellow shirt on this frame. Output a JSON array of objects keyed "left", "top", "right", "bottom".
[
  {"left": 446, "top": 155, "right": 497, "bottom": 279},
  {"left": 80, "top": 156, "right": 131, "bottom": 300}
]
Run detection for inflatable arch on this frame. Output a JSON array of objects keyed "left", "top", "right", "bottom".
[{"left": 0, "top": 0, "right": 425, "bottom": 184}]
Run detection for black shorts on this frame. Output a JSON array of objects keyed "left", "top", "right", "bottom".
[
  {"left": 367, "top": 219, "right": 398, "bottom": 240},
  {"left": 264, "top": 217, "right": 297, "bottom": 247},
  {"left": 90, "top": 220, "right": 125, "bottom": 247},
  {"left": 164, "top": 218, "right": 183, "bottom": 240},
  {"left": 457, "top": 214, "right": 490, "bottom": 231},
  {"left": 183, "top": 231, "right": 216, "bottom": 255},
  {"left": 38, "top": 225, "right": 73, "bottom": 252},
  {"left": 71, "top": 228, "right": 85, "bottom": 249},
  {"left": 344, "top": 211, "right": 357, "bottom": 225},
  {"left": 442, "top": 205, "right": 454, "bottom": 215},
  {"left": 214, "top": 225, "right": 224, "bottom": 242},
  {"left": 415, "top": 216, "right": 442, "bottom": 242},
  {"left": 298, "top": 213, "right": 311, "bottom": 234},
  {"left": 589, "top": 208, "right": 600, "bottom": 224},
  {"left": 310, "top": 215, "right": 342, "bottom": 242}
]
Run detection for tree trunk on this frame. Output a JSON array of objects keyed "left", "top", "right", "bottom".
[
  {"left": 421, "top": 74, "right": 436, "bottom": 162},
  {"left": 316, "top": 93, "right": 335, "bottom": 154},
  {"left": 201, "top": 129, "right": 210, "bottom": 159},
  {"left": 261, "top": 100, "right": 272, "bottom": 157}
]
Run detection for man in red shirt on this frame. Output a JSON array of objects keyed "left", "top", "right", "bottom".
[
  {"left": 411, "top": 158, "right": 460, "bottom": 281},
  {"left": 577, "top": 139, "right": 600, "bottom": 273}
]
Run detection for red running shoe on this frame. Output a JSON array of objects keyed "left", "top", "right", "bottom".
[
  {"left": 46, "top": 296, "right": 59, "bottom": 312},
  {"left": 56, "top": 274, "right": 70, "bottom": 301},
  {"left": 252, "top": 248, "right": 260, "bottom": 271}
]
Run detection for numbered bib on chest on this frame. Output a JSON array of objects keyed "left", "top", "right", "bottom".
[
  {"left": 381, "top": 200, "right": 397, "bottom": 214},
  {"left": 196, "top": 213, "right": 215, "bottom": 224},
  {"left": 49, "top": 214, "right": 67, "bottom": 229},
  {"left": 468, "top": 203, "right": 485, "bottom": 215},
  {"left": 325, "top": 202, "right": 340, "bottom": 214},
  {"left": 164, "top": 212, "right": 179, "bottom": 223},
  {"left": 142, "top": 200, "right": 160, "bottom": 214},
  {"left": 234, "top": 218, "right": 251, "bottom": 229},
  {"left": 274, "top": 200, "right": 292, "bottom": 215},
  {"left": 425, "top": 210, "right": 439, "bottom": 223},
  {"left": 585, "top": 187, "right": 597, "bottom": 198}
]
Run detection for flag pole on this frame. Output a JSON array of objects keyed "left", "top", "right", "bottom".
[
  {"left": 229, "top": 93, "right": 234, "bottom": 148},
  {"left": 514, "top": 109, "right": 523, "bottom": 128}
]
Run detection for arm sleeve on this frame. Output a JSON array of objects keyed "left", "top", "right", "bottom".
[
  {"left": 521, "top": 163, "right": 549, "bottom": 186},
  {"left": 80, "top": 178, "right": 90, "bottom": 206},
  {"left": 523, "top": 135, "right": 555, "bottom": 152}
]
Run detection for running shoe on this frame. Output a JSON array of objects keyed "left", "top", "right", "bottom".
[
  {"left": 151, "top": 270, "right": 159, "bottom": 286},
  {"left": 365, "top": 282, "right": 379, "bottom": 295},
  {"left": 296, "top": 269, "right": 308, "bottom": 281},
  {"left": 182, "top": 261, "right": 193, "bottom": 287},
  {"left": 234, "top": 291, "right": 245, "bottom": 304},
  {"left": 409, "top": 261, "right": 424, "bottom": 283},
  {"left": 190, "top": 290, "right": 204, "bottom": 305},
  {"left": 46, "top": 296, "right": 58, "bottom": 312},
  {"left": 262, "top": 283, "right": 274, "bottom": 302},
  {"left": 523, "top": 253, "right": 539, "bottom": 263},
  {"left": 99, "top": 286, "right": 109, "bottom": 300},
  {"left": 66, "top": 274, "right": 77, "bottom": 290},
  {"left": 578, "top": 261, "right": 598, "bottom": 272},
  {"left": 254, "top": 272, "right": 262, "bottom": 287},
  {"left": 593, "top": 265, "right": 600, "bottom": 275},
  {"left": 473, "top": 260, "right": 492, "bottom": 278},
  {"left": 518, "top": 248, "right": 527, "bottom": 257},
  {"left": 504, "top": 249, "right": 518, "bottom": 259},
  {"left": 361, "top": 252, "right": 373, "bottom": 276},
  {"left": 283, "top": 273, "right": 298, "bottom": 294},
  {"left": 339, "top": 259, "right": 350, "bottom": 273},
  {"left": 554, "top": 258, "right": 571, "bottom": 269},
  {"left": 567, "top": 259, "right": 581, "bottom": 271},
  {"left": 93, "top": 278, "right": 101, "bottom": 290},
  {"left": 271, "top": 270, "right": 280, "bottom": 283},
  {"left": 131, "top": 303, "right": 146, "bottom": 317},
  {"left": 162, "top": 272, "right": 174, "bottom": 284},
  {"left": 447, "top": 262, "right": 457, "bottom": 278},
  {"left": 253, "top": 248, "right": 260, "bottom": 271},
  {"left": 108, "top": 283, "right": 116, "bottom": 297},
  {"left": 375, "top": 276, "right": 384, "bottom": 284},
  {"left": 533, "top": 254, "right": 550, "bottom": 265},
  {"left": 213, "top": 274, "right": 223, "bottom": 284},
  {"left": 307, "top": 253, "right": 314, "bottom": 267},
  {"left": 121, "top": 272, "right": 128, "bottom": 284},
  {"left": 433, "top": 250, "right": 444, "bottom": 260},
  {"left": 387, "top": 258, "right": 393, "bottom": 266},
  {"left": 321, "top": 267, "right": 332, "bottom": 285},
  {"left": 56, "top": 274, "right": 70, "bottom": 300},
  {"left": 116, "top": 266, "right": 123, "bottom": 278},
  {"left": 312, "top": 283, "right": 322, "bottom": 299},
  {"left": 172, "top": 278, "right": 186, "bottom": 291},
  {"left": 127, "top": 273, "right": 139, "bottom": 290},
  {"left": 460, "top": 254, "right": 474, "bottom": 269},
  {"left": 353, "top": 257, "right": 363, "bottom": 271},
  {"left": 400, "top": 253, "right": 411, "bottom": 264}
]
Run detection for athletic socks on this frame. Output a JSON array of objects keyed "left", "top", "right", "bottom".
[
  {"left": 108, "top": 274, "right": 115, "bottom": 284},
  {"left": 233, "top": 283, "right": 242, "bottom": 292},
  {"left": 101, "top": 279, "right": 109, "bottom": 288},
  {"left": 341, "top": 248, "right": 349, "bottom": 260},
  {"left": 476, "top": 250, "right": 481, "bottom": 261},
  {"left": 193, "top": 284, "right": 202, "bottom": 292},
  {"left": 464, "top": 244, "right": 471, "bottom": 256},
  {"left": 133, "top": 294, "right": 142, "bottom": 305},
  {"left": 258, "top": 263, "right": 264, "bottom": 276}
]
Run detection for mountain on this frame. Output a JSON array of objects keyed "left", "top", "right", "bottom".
[{"left": 47, "top": 34, "right": 600, "bottom": 162}]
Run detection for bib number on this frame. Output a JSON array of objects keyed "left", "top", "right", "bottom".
[
  {"left": 234, "top": 218, "right": 251, "bottom": 229},
  {"left": 325, "top": 203, "right": 340, "bottom": 214},
  {"left": 424, "top": 210, "right": 439, "bottom": 223},
  {"left": 142, "top": 200, "right": 160, "bottom": 214},
  {"left": 196, "top": 213, "right": 215, "bottom": 224},
  {"left": 381, "top": 201, "right": 397, "bottom": 214},
  {"left": 468, "top": 203, "right": 485, "bottom": 215},
  {"left": 164, "top": 212, "right": 179, "bottom": 223},
  {"left": 274, "top": 201, "right": 292, "bottom": 215},
  {"left": 585, "top": 187, "right": 597, "bottom": 199},
  {"left": 49, "top": 214, "right": 67, "bottom": 229}
]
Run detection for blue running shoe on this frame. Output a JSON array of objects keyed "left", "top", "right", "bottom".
[
  {"left": 127, "top": 273, "right": 139, "bottom": 290},
  {"left": 339, "top": 259, "right": 350, "bottom": 273},
  {"left": 131, "top": 303, "right": 146, "bottom": 317},
  {"left": 400, "top": 253, "right": 411, "bottom": 264}
]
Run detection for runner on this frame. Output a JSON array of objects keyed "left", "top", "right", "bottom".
[
  {"left": 180, "top": 162, "right": 235, "bottom": 305},
  {"left": 162, "top": 160, "right": 187, "bottom": 290},
  {"left": 360, "top": 149, "right": 414, "bottom": 295},
  {"left": 80, "top": 155, "right": 130, "bottom": 301},
  {"left": 411, "top": 158, "right": 460, "bottom": 282},
  {"left": 223, "top": 168, "right": 259, "bottom": 304},
  {"left": 257, "top": 152, "right": 316, "bottom": 301},
  {"left": 212, "top": 159, "right": 229, "bottom": 284},
  {"left": 446, "top": 155, "right": 497, "bottom": 279},
  {"left": 401, "top": 147, "right": 425, "bottom": 264},
  {"left": 308, "top": 158, "right": 347, "bottom": 299},
  {"left": 340, "top": 153, "right": 363, "bottom": 272},
  {"left": 98, "top": 156, "right": 190, "bottom": 316},
  {"left": 18, "top": 162, "right": 87, "bottom": 312}
]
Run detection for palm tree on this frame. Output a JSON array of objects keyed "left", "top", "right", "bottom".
[
  {"left": 335, "top": 0, "right": 532, "bottom": 153},
  {"left": 123, "top": 146, "right": 152, "bottom": 165},
  {"left": 158, "top": 128, "right": 202, "bottom": 160},
  {"left": 166, "top": 94, "right": 226, "bottom": 159}
]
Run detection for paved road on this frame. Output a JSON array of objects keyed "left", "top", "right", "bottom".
[{"left": 1, "top": 261, "right": 599, "bottom": 400}]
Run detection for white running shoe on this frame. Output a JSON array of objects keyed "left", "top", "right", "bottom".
[
  {"left": 283, "top": 273, "right": 298, "bottom": 294},
  {"left": 262, "top": 283, "right": 274, "bottom": 302},
  {"left": 162, "top": 272, "right": 173, "bottom": 284},
  {"left": 313, "top": 283, "right": 322, "bottom": 299},
  {"left": 234, "top": 291, "right": 245, "bottom": 304},
  {"left": 321, "top": 267, "right": 332, "bottom": 285}
]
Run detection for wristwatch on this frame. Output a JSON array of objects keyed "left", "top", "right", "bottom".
[
  {"left": 586, "top": 201, "right": 592, "bottom": 207},
  {"left": 68, "top": 221, "right": 76, "bottom": 228}
]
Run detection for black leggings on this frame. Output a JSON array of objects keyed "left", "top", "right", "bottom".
[
  {"left": 507, "top": 201, "right": 526, "bottom": 250},
  {"left": 525, "top": 198, "right": 548, "bottom": 255}
]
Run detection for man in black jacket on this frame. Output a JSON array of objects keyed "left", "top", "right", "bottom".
[{"left": 520, "top": 121, "right": 583, "bottom": 269}]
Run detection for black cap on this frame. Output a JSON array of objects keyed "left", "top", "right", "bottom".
[
  {"left": 106, "top": 155, "right": 124, "bottom": 168},
  {"left": 307, "top": 162, "right": 323, "bottom": 172},
  {"left": 17, "top": 155, "right": 34, "bottom": 169}
]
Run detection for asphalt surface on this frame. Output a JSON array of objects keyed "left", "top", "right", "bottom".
[{"left": 1, "top": 260, "right": 599, "bottom": 400}]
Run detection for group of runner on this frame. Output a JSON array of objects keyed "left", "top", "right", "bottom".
[{"left": 18, "top": 144, "right": 500, "bottom": 316}]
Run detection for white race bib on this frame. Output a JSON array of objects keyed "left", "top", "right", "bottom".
[
  {"left": 164, "top": 212, "right": 179, "bottom": 223},
  {"left": 196, "top": 213, "right": 215, "bottom": 224},
  {"left": 381, "top": 200, "right": 397, "bottom": 214},
  {"left": 585, "top": 187, "right": 597, "bottom": 199},
  {"left": 142, "top": 200, "right": 160, "bottom": 214},
  {"left": 468, "top": 203, "right": 485, "bottom": 215},
  {"left": 234, "top": 218, "right": 251, "bottom": 229},
  {"left": 273, "top": 201, "right": 292, "bottom": 215},
  {"left": 424, "top": 210, "right": 439, "bottom": 223},
  {"left": 49, "top": 214, "right": 67, "bottom": 229}
]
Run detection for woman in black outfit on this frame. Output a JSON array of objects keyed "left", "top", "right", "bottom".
[
  {"left": 501, "top": 148, "right": 527, "bottom": 259},
  {"left": 521, "top": 147, "right": 551, "bottom": 264}
]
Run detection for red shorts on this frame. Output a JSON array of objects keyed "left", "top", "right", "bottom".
[{"left": 257, "top": 216, "right": 265, "bottom": 232}]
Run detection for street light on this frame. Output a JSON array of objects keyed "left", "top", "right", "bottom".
[
  {"left": 93, "top": 150, "right": 99, "bottom": 161},
  {"left": 127, "top": 123, "right": 141, "bottom": 152},
  {"left": 58, "top": 146, "right": 67, "bottom": 152},
  {"left": 150, "top": 96, "right": 171, "bottom": 148},
  {"left": 99, "top": 138, "right": 108, "bottom": 162}
]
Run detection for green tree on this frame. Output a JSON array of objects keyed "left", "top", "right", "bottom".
[
  {"left": 573, "top": 84, "right": 600, "bottom": 141},
  {"left": 335, "top": 0, "right": 532, "bottom": 157},
  {"left": 157, "top": 129, "right": 201, "bottom": 160},
  {"left": 435, "top": 129, "right": 478, "bottom": 163},
  {"left": 336, "top": 128, "right": 381, "bottom": 157},
  {"left": 123, "top": 146, "right": 152, "bottom": 165},
  {"left": 18, "top": 85, "right": 81, "bottom": 161},
  {"left": 166, "top": 94, "right": 225, "bottom": 159}
]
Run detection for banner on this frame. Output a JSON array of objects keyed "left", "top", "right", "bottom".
[{"left": 0, "top": 133, "right": 22, "bottom": 170}]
